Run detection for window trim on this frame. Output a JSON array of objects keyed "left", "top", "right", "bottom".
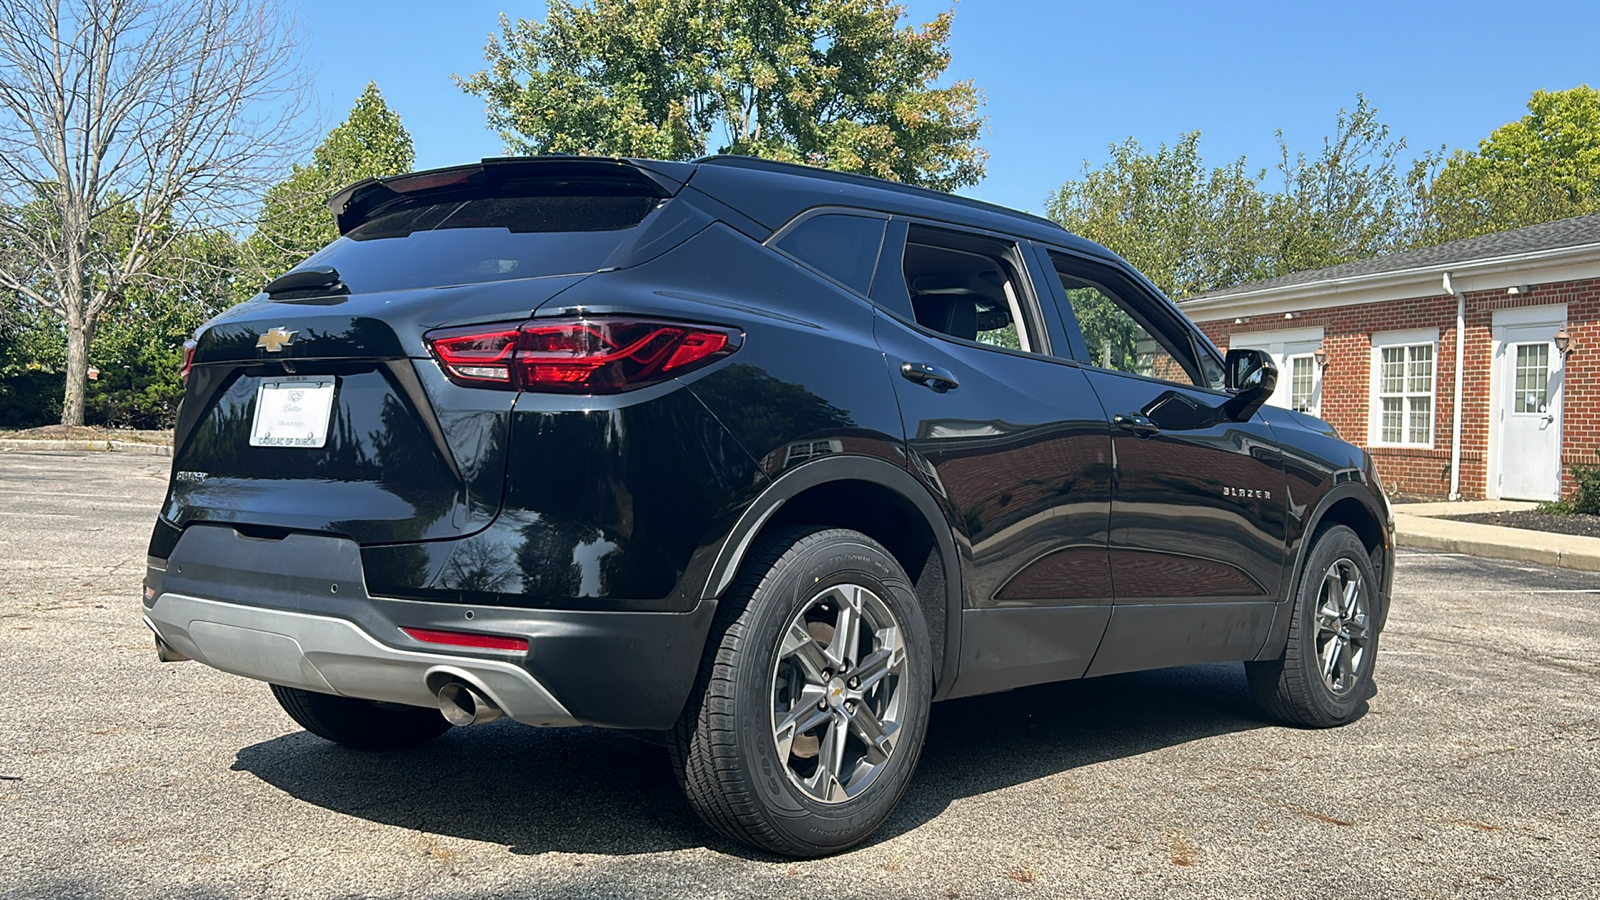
[{"left": 1368, "top": 327, "right": 1438, "bottom": 448}]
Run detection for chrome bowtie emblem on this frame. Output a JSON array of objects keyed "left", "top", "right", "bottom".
[{"left": 256, "top": 326, "right": 296, "bottom": 353}]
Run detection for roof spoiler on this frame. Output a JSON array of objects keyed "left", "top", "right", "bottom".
[{"left": 327, "top": 156, "right": 695, "bottom": 236}]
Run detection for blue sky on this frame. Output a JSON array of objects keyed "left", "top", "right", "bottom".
[{"left": 298, "top": 1, "right": 1599, "bottom": 216}]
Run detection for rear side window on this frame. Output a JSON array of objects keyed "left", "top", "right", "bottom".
[
  {"left": 771, "top": 213, "right": 887, "bottom": 295},
  {"left": 293, "top": 193, "right": 663, "bottom": 295}
]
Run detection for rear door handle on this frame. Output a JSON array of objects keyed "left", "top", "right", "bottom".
[
  {"left": 901, "top": 361, "right": 960, "bottom": 393},
  {"left": 1114, "top": 413, "right": 1160, "bottom": 438}
]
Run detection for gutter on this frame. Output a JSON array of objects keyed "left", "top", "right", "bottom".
[
  {"left": 1181, "top": 240, "right": 1600, "bottom": 317},
  {"left": 1442, "top": 272, "right": 1466, "bottom": 501}
]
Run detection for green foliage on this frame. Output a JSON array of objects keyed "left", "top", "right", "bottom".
[
  {"left": 456, "top": 0, "right": 987, "bottom": 191},
  {"left": 85, "top": 231, "right": 234, "bottom": 427},
  {"left": 0, "top": 298, "right": 64, "bottom": 426},
  {"left": 241, "top": 83, "right": 414, "bottom": 294},
  {"left": 1064, "top": 286, "right": 1139, "bottom": 370},
  {"left": 1266, "top": 97, "right": 1426, "bottom": 274},
  {"left": 1420, "top": 85, "right": 1600, "bottom": 243},
  {"left": 1541, "top": 462, "right": 1600, "bottom": 516},
  {"left": 1047, "top": 132, "right": 1269, "bottom": 299},
  {"left": 0, "top": 228, "right": 232, "bottom": 429},
  {"left": 1047, "top": 97, "right": 1425, "bottom": 299}
]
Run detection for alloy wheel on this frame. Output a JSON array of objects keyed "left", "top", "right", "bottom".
[
  {"left": 1314, "top": 558, "right": 1370, "bottom": 696},
  {"left": 770, "top": 582, "right": 910, "bottom": 804}
]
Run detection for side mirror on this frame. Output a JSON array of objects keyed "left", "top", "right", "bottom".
[{"left": 1223, "top": 348, "right": 1277, "bottom": 421}]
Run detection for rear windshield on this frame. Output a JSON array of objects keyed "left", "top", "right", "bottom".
[{"left": 294, "top": 193, "right": 662, "bottom": 294}]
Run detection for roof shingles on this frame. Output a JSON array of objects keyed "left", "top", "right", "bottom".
[{"left": 1182, "top": 211, "right": 1600, "bottom": 302}]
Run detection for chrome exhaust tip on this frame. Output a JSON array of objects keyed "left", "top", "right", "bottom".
[{"left": 437, "top": 681, "right": 503, "bottom": 727}]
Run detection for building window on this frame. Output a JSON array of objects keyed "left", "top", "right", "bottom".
[
  {"left": 1373, "top": 336, "right": 1435, "bottom": 446},
  {"left": 1289, "top": 355, "right": 1316, "bottom": 413},
  {"left": 1514, "top": 343, "right": 1550, "bottom": 413}
]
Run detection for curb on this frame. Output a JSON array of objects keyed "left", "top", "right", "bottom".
[
  {"left": 1394, "top": 513, "right": 1600, "bottom": 573},
  {"left": 0, "top": 438, "right": 172, "bottom": 457}
]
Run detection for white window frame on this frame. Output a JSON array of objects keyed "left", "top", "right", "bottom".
[
  {"left": 1286, "top": 353, "right": 1319, "bottom": 414},
  {"left": 1368, "top": 327, "right": 1438, "bottom": 448}
]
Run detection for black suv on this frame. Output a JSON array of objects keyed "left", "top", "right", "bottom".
[{"left": 143, "top": 155, "right": 1392, "bottom": 857}]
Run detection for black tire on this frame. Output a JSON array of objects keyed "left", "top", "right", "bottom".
[
  {"left": 270, "top": 684, "right": 452, "bottom": 751},
  {"left": 1246, "top": 524, "right": 1381, "bottom": 728},
  {"left": 671, "top": 526, "right": 933, "bottom": 857}
]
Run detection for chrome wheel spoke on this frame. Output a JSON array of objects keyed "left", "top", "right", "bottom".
[
  {"left": 1336, "top": 639, "right": 1356, "bottom": 686},
  {"left": 1341, "top": 573, "right": 1362, "bottom": 617},
  {"left": 781, "top": 621, "right": 832, "bottom": 684},
  {"left": 827, "top": 586, "right": 864, "bottom": 668},
  {"left": 773, "top": 685, "right": 830, "bottom": 759},
  {"left": 846, "top": 703, "right": 897, "bottom": 763},
  {"left": 1320, "top": 635, "right": 1341, "bottom": 681},
  {"left": 804, "top": 714, "right": 849, "bottom": 801},
  {"left": 850, "top": 645, "right": 904, "bottom": 694}
]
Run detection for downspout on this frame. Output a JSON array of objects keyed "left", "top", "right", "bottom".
[{"left": 1443, "top": 272, "right": 1466, "bottom": 501}]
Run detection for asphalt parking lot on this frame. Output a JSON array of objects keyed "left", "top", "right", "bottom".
[{"left": 2, "top": 451, "right": 1597, "bottom": 899}]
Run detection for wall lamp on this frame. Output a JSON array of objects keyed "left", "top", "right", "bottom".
[
  {"left": 1556, "top": 326, "right": 1574, "bottom": 356},
  {"left": 1313, "top": 343, "right": 1329, "bottom": 369}
]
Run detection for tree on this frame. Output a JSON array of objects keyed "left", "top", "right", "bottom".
[
  {"left": 85, "top": 230, "right": 234, "bottom": 427},
  {"left": 1264, "top": 96, "right": 1427, "bottom": 274},
  {"left": 1420, "top": 85, "right": 1600, "bottom": 243},
  {"left": 1046, "top": 132, "right": 1270, "bottom": 299},
  {"left": 0, "top": 0, "right": 306, "bottom": 426},
  {"left": 456, "top": 0, "right": 987, "bottom": 191},
  {"left": 1047, "top": 96, "right": 1425, "bottom": 299},
  {"left": 241, "top": 82, "right": 415, "bottom": 291}
]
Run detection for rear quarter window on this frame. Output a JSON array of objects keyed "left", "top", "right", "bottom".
[{"left": 771, "top": 213, "right": 887, "bottom": 295}]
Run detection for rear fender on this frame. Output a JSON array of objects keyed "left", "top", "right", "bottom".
[{"left": 701, "top": 455, "right": 964, "bottom": 700}]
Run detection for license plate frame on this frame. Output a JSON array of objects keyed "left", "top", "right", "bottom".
[{"left": 249, "top": 378, "right": 337, "bottom": 448}]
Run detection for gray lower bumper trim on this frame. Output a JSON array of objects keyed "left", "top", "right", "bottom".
[{"left": 146, "top": 593, "right": 578, "bottom": 727}]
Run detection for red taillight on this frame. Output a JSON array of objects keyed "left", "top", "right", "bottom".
[
  {"left": 179, "top": 339, "right": 197, "bottom": 383},
  {"left": 425, "top": 317, "right": 740, "bottom": 393},
  {"left": 401, "top": 627, "right": 529, "bottom": 652}
]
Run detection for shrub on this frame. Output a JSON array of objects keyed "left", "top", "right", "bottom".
[{"left": 1569, "top": 463, "right": 1600, "bottom": 515}]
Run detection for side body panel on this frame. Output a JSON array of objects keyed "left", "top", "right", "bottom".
[{"left": 1080, "top": 368, "right": 1289, "bottom": 675}]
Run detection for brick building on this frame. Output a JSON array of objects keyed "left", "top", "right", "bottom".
[{"left": 1180, "top": 213, "right": 1600, "bottom": 501}]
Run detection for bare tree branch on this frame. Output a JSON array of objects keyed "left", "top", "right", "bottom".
[{"left": 0, "top": 0, "right": 309, "bottom": 424}]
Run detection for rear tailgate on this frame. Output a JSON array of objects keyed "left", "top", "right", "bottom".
[
  {"left": 161, "top": 158, "right": 703, "bottom": 547},
  {"left": 167, "top": 309, "right": 515, "bottom": 544}
]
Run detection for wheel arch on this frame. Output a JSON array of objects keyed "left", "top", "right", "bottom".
[
  {"left": 1255, "top": 479, "right": 1393, "bottom": 661},
  {"left": 702, "top": 456, "right": 962, "bottom": 698}
]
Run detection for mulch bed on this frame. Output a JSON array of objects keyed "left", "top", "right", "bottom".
[{"left": 1444, "top": 510, "right": 1600, "bottom": 538}]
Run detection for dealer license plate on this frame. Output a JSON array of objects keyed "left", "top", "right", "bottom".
[{"left": 249, "top": 378, "right": 337, "bottom": 448}]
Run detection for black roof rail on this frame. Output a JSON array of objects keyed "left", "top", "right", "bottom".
[{"left": 691, "top": 155, "right": 1067, "bottom": 235}]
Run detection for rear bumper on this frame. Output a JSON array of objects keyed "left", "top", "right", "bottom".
[
  {"left": 144, "top": 594, "right": 577, "bottom": 726},
  {"left": 144, "top": 524, "right": 717, "bottom": 730}
]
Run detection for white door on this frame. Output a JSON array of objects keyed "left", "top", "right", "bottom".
[{"left": 1497, "top": 326, "right": 1563, "bottom": 501}]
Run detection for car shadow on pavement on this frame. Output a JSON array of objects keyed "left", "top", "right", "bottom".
[{"left": 232, "top": 661, "right": 1269, "bottom": 859}]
